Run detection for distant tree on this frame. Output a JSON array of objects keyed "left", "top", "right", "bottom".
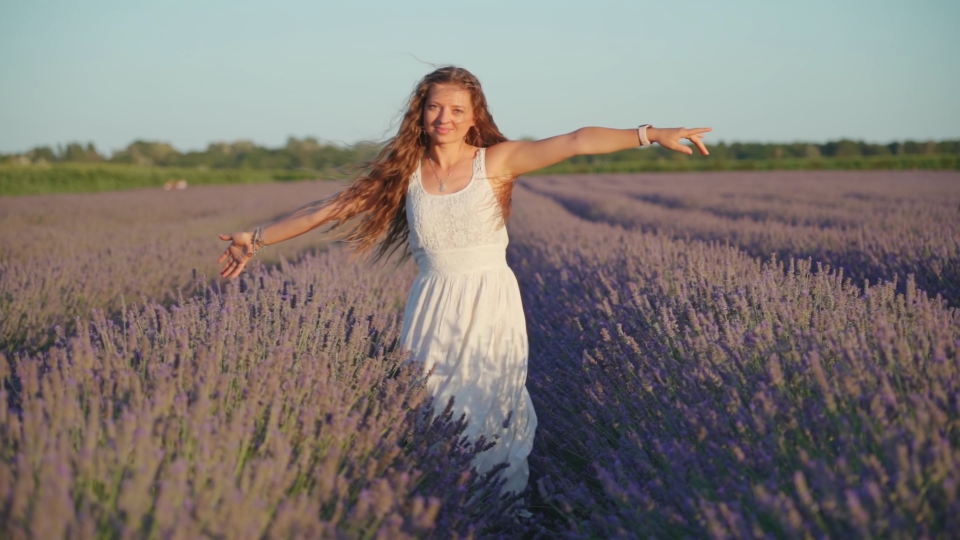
[
  {"left": 938, "top": 140, "right": 960, "bottom": 154},
  {"left": 820, "top": 139, "right": 861, "bottom": 157},
  {"left": 902, "top": 141, "right": 923, "bottom": 155},
  {"left": 111, "top": 140, "right": 181, "bottom": 166},
  {"left": 4, "top": 136, "right": 956, "bottom": 171},
  {"left": 862, "top": 143, "right": 892, "bottom": 156},
  {"left": 26, "top": 146, "right": 57, "bottom": 163},
  {"left": 62, "top": 141, "right": 104, "bottom": 162}
]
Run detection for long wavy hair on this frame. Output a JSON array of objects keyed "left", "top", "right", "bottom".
[{"left": 319, "top": 66, "right": 511, "bottom": 262}]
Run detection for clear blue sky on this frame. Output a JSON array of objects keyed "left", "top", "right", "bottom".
[{"left": 1, "top": 0, "right": 958, "bottom": 154}]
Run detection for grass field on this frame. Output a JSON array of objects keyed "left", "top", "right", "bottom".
[
  {"left": 1, "top": 171, "right": 958, "bottom": 537},
  {"left": 0, "top": 163, "right": 325, "bottom": 197},
  {"left": 2, "top": 153, "right": 958, "bottom": 197}
]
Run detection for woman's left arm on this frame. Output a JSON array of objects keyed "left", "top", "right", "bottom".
[{"left": 486, "top": 126, "right": 712, "bottom": 179}]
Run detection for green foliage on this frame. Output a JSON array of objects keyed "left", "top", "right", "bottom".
[
  {"left": 2, "top": 137, "right": 959, "bottom": 197},
  {"left": 4, "top": 137, "right": 958, "bottom": 170},
  {"left": 91, "top": 137, "right": 382, "bottom": 170},
  {"left": 0, "top": 163, "right": 324, "bottom": 197}
]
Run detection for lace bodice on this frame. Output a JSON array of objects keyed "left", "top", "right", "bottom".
[{"left": 406, "top": 148, "right": 508, "bottom": 253}]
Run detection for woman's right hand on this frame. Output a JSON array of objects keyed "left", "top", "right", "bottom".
[{"left": 218, "top": 231, "right": 254, "bottom": 279}]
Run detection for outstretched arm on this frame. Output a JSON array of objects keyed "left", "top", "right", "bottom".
[
  {"left": 217, "top": 194, "right": 358, "bottom": 279},
  {"left": 486, "top": 126, "right": 711, "bottom": 180}
]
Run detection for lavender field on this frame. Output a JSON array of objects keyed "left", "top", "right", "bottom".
[{"left": 1, "top": 171, "right": 958, "bottom": 538}]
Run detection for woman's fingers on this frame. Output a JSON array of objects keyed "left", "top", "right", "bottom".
[
  {"left": 683, "top": 127, "right": 712, "bottom": 137},
  {"left": 663, "top": 140, "right": 684, "bottom": 154},
  {"left": 218, "top": 246, "right": 239, "bottom": 264},
  {"left": 673, "top": 128, "right": 710, "bottom": 156},
  {"left": 217, "top": 234, "right": 232, "bottom": 264},
  {"left": 658, "top": 138, "right": 707, "bottom": 156},
  {"left": 668, "top": 137, "right": 693, "bottom": 154},
  {"left": 229, "top": 261, "right": 246, "bottom": 279},
  {"left": 665, "top": 138, "right": 692, "bottom": 154},
  {"left": 222, "top": 249, "right": 236, "bottom": 265},
  {"left": 692, "top": 137, "right": 709, "bottom": 155},
  {"left": 686, "top": 133, "right": 709, "bottom": 155},
  {"left": 217, "top": 249, "right": 239, "bottom": 277},
  {"left": 218, "top": 233, "right": 242, "bottom": 267},
  {"left": 218, "top": 248, "right": 255, "bottom": 279}
]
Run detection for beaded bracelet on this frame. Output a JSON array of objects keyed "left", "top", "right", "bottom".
[{"left": 251, "top": 226, "right": 267, "bottom": 256}]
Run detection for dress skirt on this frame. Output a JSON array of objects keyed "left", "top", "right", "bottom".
[{"left": 400, "top": 245, "right": 537, "bottom": 494}]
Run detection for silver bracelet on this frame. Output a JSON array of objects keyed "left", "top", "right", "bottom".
[
  {"left": 637, "top": 124, "right": 652, "bottom": 147},
  {"left": 251, "top": 226, "right": 267, "bottom": 256}
]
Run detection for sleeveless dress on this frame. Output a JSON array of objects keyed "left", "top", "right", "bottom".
[{"left": 400, "top": 147, "right": 538, "bottom": 494}]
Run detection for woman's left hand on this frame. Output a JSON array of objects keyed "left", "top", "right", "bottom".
[
  {"left": 650, "top": 127, "right": 712, "bottom": 155},
  {"left": 217, "top": 231, "right": 254, "bottom": 279}
]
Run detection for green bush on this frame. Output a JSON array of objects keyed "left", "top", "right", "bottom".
[
  {"left": 0, "top": 164, "right": 321, "bottom": 197},
  {"left": 2, "top": 154, "right": 958, "bottom": 197}
]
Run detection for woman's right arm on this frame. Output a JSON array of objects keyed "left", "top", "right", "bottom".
[{"left": 217, "top": 193, "right": 358, "bottom": 279}]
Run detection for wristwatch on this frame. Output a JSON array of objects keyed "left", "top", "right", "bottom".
[{"left": 637, "top": 124, "right": 652, "bottom": 147}]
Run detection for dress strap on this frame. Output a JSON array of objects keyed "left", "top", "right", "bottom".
[
  {"left": 409, "top": 160, "right": 421, "bottom": 193},
  {"left": 474, "top": 147, "right": 486, "bottom": 181}
]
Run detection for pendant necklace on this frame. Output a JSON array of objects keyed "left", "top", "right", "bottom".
[{"left": 427, "top": 145, "right": 465, "bottom": 193}]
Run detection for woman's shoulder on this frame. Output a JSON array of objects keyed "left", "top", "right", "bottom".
[{"left": 482, "top": 141, "right": 519, "bottom": 185}]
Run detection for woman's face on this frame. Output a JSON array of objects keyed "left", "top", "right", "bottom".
[{"left": 422, "top": 84, "right": 475, "bottom": 145}]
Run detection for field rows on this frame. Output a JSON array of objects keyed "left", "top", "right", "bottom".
[
  {"left": 525, "top": 171, "right": 960, "bottom": 305},
  {"left": 1, "top": 172, "right": 958, "bottom": 538}
]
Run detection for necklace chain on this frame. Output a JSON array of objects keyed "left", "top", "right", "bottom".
[{"left": 427, "top": 144, "right": 465, "bottom": 193}]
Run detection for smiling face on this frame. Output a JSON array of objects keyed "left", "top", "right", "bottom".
[{"left": 422, "top": 83, "right": 476, "bottom": 146}]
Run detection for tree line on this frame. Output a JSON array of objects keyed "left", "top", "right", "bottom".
[
  {"left": 3, "top": 137, "right": 959, "bottom": 170},
  {"left": 1, "top": 138, "right": 382, "bottom": 171}
]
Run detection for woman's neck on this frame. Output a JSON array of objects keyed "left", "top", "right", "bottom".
[{"left": 426, "top": 140, "right": 472, "bottom": 169}]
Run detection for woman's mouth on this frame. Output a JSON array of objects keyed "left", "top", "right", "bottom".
[{"left": 435, "top": 127, "right": 453, "bottom": 135}]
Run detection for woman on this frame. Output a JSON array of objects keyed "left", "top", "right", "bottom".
[{"left": 218, "top": 66, "right": 710, "bottom": 495}]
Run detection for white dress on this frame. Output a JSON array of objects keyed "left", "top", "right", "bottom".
[{"left": 401, "top": 147, "right": 537, "bottom": 494}]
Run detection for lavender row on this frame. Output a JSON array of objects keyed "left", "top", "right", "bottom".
[
  {"left": 1, "top": 251, "right": 532, "bottom": 538},
  {"left": 524, "top": 171, "right": 960, "bottom": 305},
  {"left": 509, "top": 187, "right": 959, "bottom": 538},
  {"left": 0, "top": 181, "right": 344, "bottom": 353}
]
